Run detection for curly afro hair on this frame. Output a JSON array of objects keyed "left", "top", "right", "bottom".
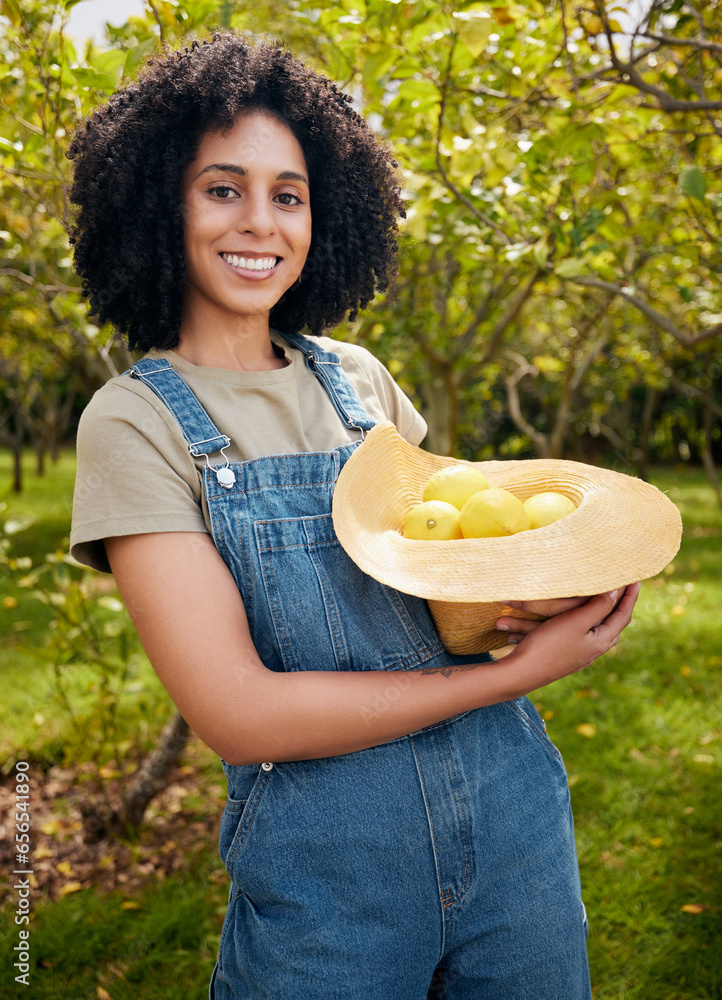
[{"left": 67, "top": 32, "right": 405, "bottom": 351}]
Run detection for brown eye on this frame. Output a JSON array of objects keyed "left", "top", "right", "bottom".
[
  {"left": 208, "top": 184, "right": 238, "bottom": 199},
  {"left": 276, "top": 192, "right": 302, "bottom": 206}
]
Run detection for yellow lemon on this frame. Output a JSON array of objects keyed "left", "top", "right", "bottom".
[
  {"left": 422, "top": 465, "right": 490, "bottom": 510},
  {"left": 523, "top": 491, "right": 577, "bottom": 529},
  {"left": 459, "top": 488, "right": 531, "bottom": 537},
  {"left": 403, "top": 501, "right": 462, "bottom": 540}
]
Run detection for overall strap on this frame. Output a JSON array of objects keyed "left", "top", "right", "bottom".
[
  {"left": 127, "top": 358, "right": 230, "bottom": 458},
  {"left": 278, "top": 330, "right": 376, "bottom": 435}
]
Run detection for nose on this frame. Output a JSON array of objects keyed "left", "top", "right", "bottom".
[{"left": 237, "top": 189, "right": 276, "bottom": 237}]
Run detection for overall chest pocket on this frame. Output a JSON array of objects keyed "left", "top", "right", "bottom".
[{"left": 254, "top": 513, "right": 444, "bottom": 673}]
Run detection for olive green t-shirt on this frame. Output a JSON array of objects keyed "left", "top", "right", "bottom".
[{"left": 70, "top": 333, "right": 427, "bottom": 573}]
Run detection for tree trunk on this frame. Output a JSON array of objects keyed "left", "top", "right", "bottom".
[
  {"left": 80, "top": 712, "right": 192, "bottom": 841},
  {"left": 12, "top": 443, "right": 22, "bottom": 492},
  {"left": 701, "top": 402, "right": 722, "bottom": 509},
  {"left": 422, "top": 375, "right": 457, "bottom": 456},
  {"left": 636, "top": 385, "right": 658, "bottom": 481}
]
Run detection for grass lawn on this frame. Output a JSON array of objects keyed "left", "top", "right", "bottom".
[{"left": 1, "top": 451, "right": 720, "bottom": 999}]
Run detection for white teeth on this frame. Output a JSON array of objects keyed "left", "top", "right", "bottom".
[{"left": 222, "top": 253, "right": 277, "bottom": 271}]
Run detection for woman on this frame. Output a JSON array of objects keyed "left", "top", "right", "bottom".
[{"left": 68, "top": 32, "right": 638, "bottom": 1000}]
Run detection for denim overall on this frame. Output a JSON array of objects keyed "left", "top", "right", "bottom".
[{"left": 129, "top": 332, "right": 591, "bottom": 1000}]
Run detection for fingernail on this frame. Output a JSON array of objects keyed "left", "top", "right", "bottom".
[
  {"left": 504, "top": 601, "right": 521, "bottom": 609},
  {"left": 508, "top": 638, "right": 520, "bottom": 645},
  {"left": 608, "top": 590, "right": 618, "bottom": 600},
  {"left": 496, "top": 623, "right": 510, "bottom": 631}
]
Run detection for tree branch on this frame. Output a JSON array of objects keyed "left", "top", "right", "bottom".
[
  {"left": 146, "top": 0, "right": 165, "bottom": 45},
  {"left": 460, "top": 268, "right": 542, "bottom": 385},
  {"left": 640, "top": 32, "right": 722, "bottom": 56},
  {"left": 594, "top": 0, "right": 722, "bottom": 111},
  {"left": 554, "top": 274, "right": 722, "bottom": 347},
  {"left": 435, "top": 36, "right": 512, "bottom": 245},
  {"left": 502, "top": 357, "right": 549, "bottom": 457}
]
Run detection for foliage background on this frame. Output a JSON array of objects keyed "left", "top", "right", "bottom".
[
  {"left": 1, "top": 1, "right": 721, "bottom": 998},
  {"left": 1, "top": 0, "right": 721, "bottom": 480}
]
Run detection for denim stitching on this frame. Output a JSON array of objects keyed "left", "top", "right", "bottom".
[
  {"left": 408, "top": 735, "right": 447, "bottom": 962},
  {"left": 237, "top": 491, "right": 257, "bottom": 638},
  {"left": 306, "top": 532, "right": 350, "bottom": 671},
  {"left": 256, "top": 523, "right": 299, "bottom": 672},
  {"left": 436, "top": 723, "right": 473, "bottom": 910}
]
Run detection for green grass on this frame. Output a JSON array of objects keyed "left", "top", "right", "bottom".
[
  {"left": 532, "top": 467, "right": 722, "bottom": 999},
  {"left": 0, "top": 860, "right": 223, "bottom": 999},
  {"left": 1, "top": 452, "right": 720, "bottom": 999}
]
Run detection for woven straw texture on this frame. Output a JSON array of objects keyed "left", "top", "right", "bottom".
[{"left": 332, "top": 421, "right": 683, "bottom": 653}]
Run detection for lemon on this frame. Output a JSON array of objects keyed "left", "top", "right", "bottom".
[
  {"left": 422, "top": 465, "right": 490, "bottom": 510},
  {"left": 403, "top": 501, "right": 462, "bottom": 540},
  {"left": 523, "top": 491, "right": 576, "bottom": 529},
  {"left": 459, "top": 488, "right": 531, "bottom": 537}
]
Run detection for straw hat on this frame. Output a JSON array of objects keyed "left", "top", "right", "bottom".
[{"left": 332, "top": 421, "right": 683, "bottom": 653}]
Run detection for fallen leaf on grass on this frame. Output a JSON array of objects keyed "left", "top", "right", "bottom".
[
  {"left": 57, "top": 881, "right": 83, "bottom": 897},
  {"left": 576, "top": 723, "right": 597, "bottom": 738},
  {"left": 56, "top": 861, "right": 73, "bottom": 876},
  {"left": 120, "top": 901, "right": 141, "bottom": 910},
  {"left": 97, "top": 988, "right": 114, "bottom": 1000},
  {"left": 648, "top": 837, "right": 664, "bottom": 848},
  {"left": 680, "top": 903, "right": 709, "bottom": 914}
]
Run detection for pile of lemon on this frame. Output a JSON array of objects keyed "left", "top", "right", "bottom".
[{"left": 403, "top": 466, "right": 576, "bottom": 540}]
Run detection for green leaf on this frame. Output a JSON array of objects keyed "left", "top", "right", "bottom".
[
  {"left": 679, "top": 166, "right": 706, "bottom": 202},
  {"left": 92, "top": 49, "right": 127, "bottom": 78},
  {"left": 396, "top": 79, "right": 440, "bottom": 104},
  {"left": 124, "top": 38, "right": 157, "bottom": 75},
  {"left": 452, "top": 7, "right": 493, "bottom": 58},
  {"left": 532, "top": 236, "right": 549, "bottom": 267},
  {"left": 554, "top": 257, "right": 588, "bottom": 278},
  {"left": 361, "top": 47, "right": 398, "bottom": 87}
]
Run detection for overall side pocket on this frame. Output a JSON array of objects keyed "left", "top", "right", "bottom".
[
  {"left": 508, "top": 696, "right": 567, "bottom": 771},
  {"left": 218, "top": 764, "right": 273, "bottom": 882}
]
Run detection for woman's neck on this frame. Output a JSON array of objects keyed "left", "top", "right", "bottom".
[{"left": 173, "top": 315, "right": 288, "bottom": 372}]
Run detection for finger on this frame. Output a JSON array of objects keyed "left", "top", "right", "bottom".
[
  {"left": 591, "top": 582, "right": 640, "bottom": 636},
  {"left": 501, "top": 596, "right": 590, "bottom": 616},
  {"left": 495, "top": 616, "right": 542, "bottom": 635},
  {"left": 560, "top": 588, "right": 624, "bottom": 631}
]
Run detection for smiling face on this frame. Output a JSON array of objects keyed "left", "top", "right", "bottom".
[{"left": 179, "top": 111, "right": 312, "bottom": 339}]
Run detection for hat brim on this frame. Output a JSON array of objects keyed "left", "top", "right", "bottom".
[{"left": 332, "top": 421, "right": 683, "bottom": 603}]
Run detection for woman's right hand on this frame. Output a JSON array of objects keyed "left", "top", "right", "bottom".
[{"left": 498, "top": 583, "right": 640, "bottom": 685}]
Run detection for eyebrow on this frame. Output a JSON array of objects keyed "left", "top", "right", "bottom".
[{"left": 193, "top": 163, "right": 309, "bottom": 185}]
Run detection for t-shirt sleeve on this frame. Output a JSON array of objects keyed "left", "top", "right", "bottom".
[{"left": 70, "top": 380, "right": 208, "bottom": 573}]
